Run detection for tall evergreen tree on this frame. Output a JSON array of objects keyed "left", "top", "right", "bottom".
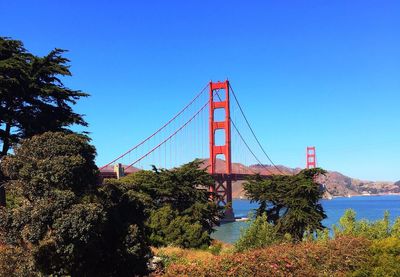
[
  {"left": 106, "top": 160, "right": 223, "bottom": 248},
  {"left": 244, "top": 168, "right": 327, "bottom": 242},
  {"left": 0, "top": 37, "right": 88, "bottom": 206}
]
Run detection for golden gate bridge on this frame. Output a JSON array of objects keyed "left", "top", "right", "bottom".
[{"left": 99, "top": 80, "right": 317, "bottom": 221}]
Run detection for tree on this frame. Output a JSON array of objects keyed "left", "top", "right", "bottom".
[
  {"left": 244, "top": 168, "right": 327, "bottom": 242},
  {"left": 0, "top": 37, "right": 88, "bottom": 206},
  {"left": 106, "top": 160, "right": 223, "bottom": 248},
  {"left": 147, "top": 205, "right": 210, "bottom": 248},
  {"left": 333, "top": 209, "right": 394, "bottom": 240},
  {"left": 0, "top": 132, "right": 151, "bottom": 276},
  {"left": 235, "top": 213, "right": 280, "bottom": 252}
]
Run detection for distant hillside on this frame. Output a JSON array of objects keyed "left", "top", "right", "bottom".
[
  {"left": 199, "top": 159, "right": 398, "bottom": 198},
  {"left": 99, "top": 159, "right": 399, "bottom": 198},
  {"left": 316, "top": 171, "right": 398, "bottom": 197}
]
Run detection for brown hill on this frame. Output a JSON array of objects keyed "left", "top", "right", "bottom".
[
  {"left": 99, "top": 160, "right": 398, "bottom": 198},
  {"left": 200, "top": 159, "right": 398, "bottom": 198},
  {"left": 317, "top": 171, "right": 398, "bottom": 197}
]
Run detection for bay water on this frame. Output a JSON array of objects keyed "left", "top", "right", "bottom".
[{"left": 212, "top": 195, "right": 400, "bottom": 243}]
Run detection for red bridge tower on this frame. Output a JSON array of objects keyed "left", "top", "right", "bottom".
[
  {"left": 209, "top": 80, "right": 234, "bottom": 221},
  {"left": 306, "top": 146, "right": 317, "bottom": 169}
]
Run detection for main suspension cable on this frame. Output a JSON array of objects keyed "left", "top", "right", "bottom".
[
  {"left": 124, "top": 98, "right": 211, "bottom": 171},
  {"left": 214, "top": 91, "right": 274, "bottom": 175},
  {"left": 100, "top": 83, "right": 209, "bottom": 170},
  {"left": 229, "top": 84, "right": 285, "bottom": 174}
]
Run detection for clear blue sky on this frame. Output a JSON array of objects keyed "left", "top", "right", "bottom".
[{"left": 1, "top": 1, "right": 399, "bottom": 181}]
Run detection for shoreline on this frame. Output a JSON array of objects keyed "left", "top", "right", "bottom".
[
  {"left": 330, "top": 192, "right": 400, "bottom": 200},
  {"left": 234, "top": 192, "right": 400, "bottom": 201}
]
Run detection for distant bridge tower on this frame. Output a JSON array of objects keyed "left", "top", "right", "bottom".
[
  {"left": 209, "top": 80, "right": 234, "bottom": 221},
  {"left": 306, "top": 146, "right": 317, "bottom": 169}
]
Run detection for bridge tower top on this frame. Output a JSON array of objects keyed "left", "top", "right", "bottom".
[{"left": 306, "top": 146, "right": 317, "bottom": 169}]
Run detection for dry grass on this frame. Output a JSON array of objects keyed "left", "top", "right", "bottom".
[
  {"left": 153, "top": 246, "right": 214, "bottom": 263},
  {"left": 152, "top": 240, "right": 233, "bottom": 263}
]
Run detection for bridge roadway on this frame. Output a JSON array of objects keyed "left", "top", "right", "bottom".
[
  {"left": 99, "top": 171, "right": 271, "bottom": 182},
  {"left": 212, "top": 173, "right": 271, "bottom": 181}
]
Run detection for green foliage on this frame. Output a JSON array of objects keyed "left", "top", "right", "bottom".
[
  {"left": 334, "top": 209, "right": 393, "bottom": 240},
  {"left": 0, "top": 36, "right": 88, "bottom": 206},
  {"left": 1, "top": 132, "right": 98, "bottom": 199},
  {"left": 351, "top": 237, "right": 400, "bottom": 277},
  {"left": 392, "top": 217, "right": 400, "bottom": 238},
  {"left": 208, "top": 240, "right": 224, "bottom": 255},
  {"left": 0, "top": 132, "right": 151, "bottom": 276},
  {"left": 235, "top": 213, "right": 281, "bottom": 252},
  {"left": 164, "top": 236, "right": 370, "bottom": 276},
  {"left": 148, "top": 205, "right": 210, "bottom": 248},
  {"left": 108, "top": 160, "right": 223, "bottom": 249},
  {"left": 0, "top": 37, "right": 88, "bottom": 154},
  {"left": 309, "top": 228, "right": 330, "bottom": 242},
  {"left": 244, "top": 168, "right": 327, "bottom": 241},
  {"left": 0, "top": 245, "right": 33, "bottom": 276}
]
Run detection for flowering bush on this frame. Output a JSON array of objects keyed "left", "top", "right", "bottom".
[{"left": 162, "top": 236, "right": 369, "bottom": 276}]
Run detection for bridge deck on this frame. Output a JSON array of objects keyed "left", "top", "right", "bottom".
[{"left": 99, "top": 171, "right": 270, "bottom": 182}]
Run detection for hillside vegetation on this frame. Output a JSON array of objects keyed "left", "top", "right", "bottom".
[
  {"left": 155, "top": 210, "right": 400, "bottom": 277},
  {"left": 226, "top": 164, "right": 399, "bottom": 198}
]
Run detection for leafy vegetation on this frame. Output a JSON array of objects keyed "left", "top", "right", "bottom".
[
  {"left": 105, "top": 160, "right": 223, "bottom": 248},
  {"left": 333, "top": 209, "right": 399, "bottom": 240},
  {"left": 163, "top": 236, "right": 370, "bottom": 276},
  {"left": 332, "top": 210, "right": 400, "bottom": 276},
  {"left": 235, "top": 213, "right": 281, "bottom": 252},
  {"left": 244, "top": 168, "right": 327, "bottom": 241},
  {"left": 352, "top": 237, "right": 400, "bottom": 277},
  {"left": 158, "top": 211, "right": 400, "bottom": 276},
  {"left": 0, "top": 37, "right": 88, "bottom": 206},
  {"left": 0, "top": 132, "right": 151, "bottom": 276}
]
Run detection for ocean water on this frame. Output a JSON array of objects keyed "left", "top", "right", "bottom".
[{"left": 212, "top": 195, "right": 400, "bottom": 243}]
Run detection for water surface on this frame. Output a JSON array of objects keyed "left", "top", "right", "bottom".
[{"left": 212, "top": 195, "right": 400, "bottom": 243}]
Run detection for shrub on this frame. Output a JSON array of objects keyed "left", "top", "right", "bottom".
[
  {"left": 235, "top": 213, "right": 281, "bottom": 252},
  {"left": 107, "top": 160, "right": 223, "bottom": 249},
  {"left": 0, "top": 132, "right": 151, "bottom": 276},
  {"left": 391, "top": 217, "right": 400, "bottom": 238},
  {"left": 208, "top": 240, "right": 224, "bottom": 255},
  {"left": 334, "top": 209, "right": 395, "bottom": 240},
  {"left": 351, "top": 237, "right": 400, "bottom": 276},
  {"left": 0, "top": 245, "right": 33, "bottom": 276},
  {"left": 148, "top": 205, "right": 210, "bottom": 248},
  {"left": 164, "top": 236, "right": 370, "bottom": 276}
]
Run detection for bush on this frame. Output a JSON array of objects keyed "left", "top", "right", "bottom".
[
  {"left": 148, "top": 205, "right": 210, "bottom": 248},
  {"left": 0, "top": 245, "right": 32, "bottom": 276},
  {"left": 208, "top": 240, "right": 224, "bottom": 255},
  {"left": 235, "top": 213, "right": 281, "bottom": 252},
  {"left": 333, "top": 209, "right": 395, "bottom": 240},
  {"left": 391, "top": 217, "right": 400, "bottom": 238},
  {"left": 164, "top": 236, "right": 370, "bottom": 276},
  {"left": 107, "top": 160, "right": 223, "bottom": 249},
  {"left": 351, "top": 237, "right": 400, "bottom": 276},
  {"left": 0, "top": 132, "right": 151, "bottom": 276}
]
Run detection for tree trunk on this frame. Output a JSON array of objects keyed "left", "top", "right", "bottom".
[
  {"left": 1, "top": 122, "right": 11, "bottom": 157},
  {"left": 0, "top": 122, "right": 11, "bottom": 207},
  {"left": 0, "top": 185, "right": 5, "bottom": 207}
]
